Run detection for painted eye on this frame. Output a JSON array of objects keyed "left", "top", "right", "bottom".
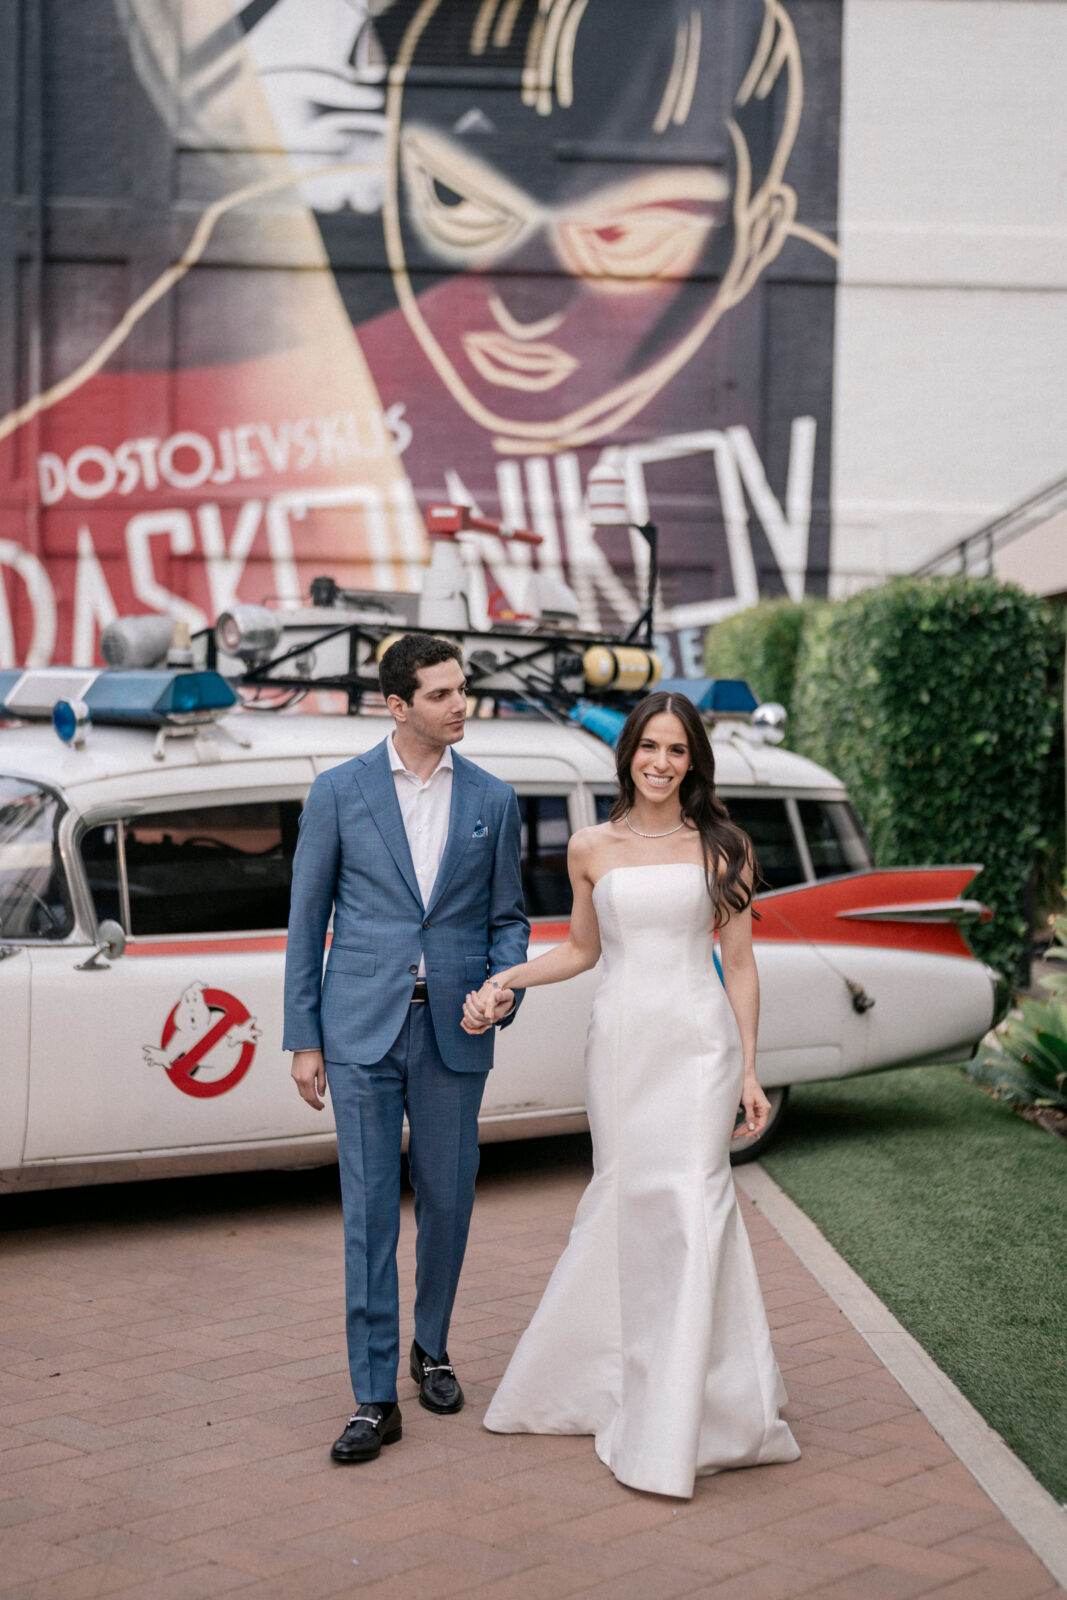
[
  {"left": 400, "top": 130, "right": 531, "bottom": 266},
  {"left": 432, "top": 178, "right": 465, "bottom": 208},
  {"left": 557, "top": 206, "right": 713, "bottom": 289}
]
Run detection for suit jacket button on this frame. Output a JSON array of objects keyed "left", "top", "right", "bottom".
[
  {"left": 422, "top": 919, "right": 430, "bottom": 929},
  {"left": 409, "top": 964, "right": 418, "bottom": 974}
]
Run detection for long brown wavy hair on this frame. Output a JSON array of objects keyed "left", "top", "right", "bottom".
[{"left": 610, "top": 691, "right": 758, "bottom": 922}]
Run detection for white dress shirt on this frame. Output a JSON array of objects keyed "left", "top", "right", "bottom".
[{"left": 388, "top": 734, "right": 454, "bottom": 977}]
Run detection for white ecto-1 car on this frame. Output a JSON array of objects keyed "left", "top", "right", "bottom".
[{"left": 0, "top": 593, "right": 1004, "bottom": 1194}]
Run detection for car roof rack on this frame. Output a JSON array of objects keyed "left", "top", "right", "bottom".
[{"left": 199, "top": 504, "right": 756, "bottom": 731}]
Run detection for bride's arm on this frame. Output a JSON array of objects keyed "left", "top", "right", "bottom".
[
  {"left": 464, "top": 833, "right": 601, "bottom": 1023},
  {"left": 717, "top": 857, "right": 772, "bottom": 1138}
]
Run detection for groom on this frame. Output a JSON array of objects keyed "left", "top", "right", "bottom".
[{"left": 284, "top": 633, "right": 528, "bottom": 1462}]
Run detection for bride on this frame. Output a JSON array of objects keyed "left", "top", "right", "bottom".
[{"left": 462, "top": 691, "right": 800, "bottom": 1499}]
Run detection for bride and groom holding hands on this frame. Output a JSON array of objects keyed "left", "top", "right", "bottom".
[{"left": 283, "top": 632, "right": 798, "bottom": 1500}]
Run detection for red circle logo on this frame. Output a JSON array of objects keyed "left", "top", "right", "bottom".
[{"left": 159, "top": 987, "right": 257, "bottom": 1098}]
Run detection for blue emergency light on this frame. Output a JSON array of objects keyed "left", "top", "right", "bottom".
[
  {"left": 657, "top": 678, "right": 759, "bottom": 714},
  {"left": 0, "top": 667, "right": 237, "bottom": 740},
  {"left": 78, "top": 670, "right": 237, "bottom": 724},
  {"left": 52, "top": 698, "right": 89, "bottom": 744}
]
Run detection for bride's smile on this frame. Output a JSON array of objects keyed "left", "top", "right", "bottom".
[{"left": 630, "top": 712, "right": 691, "bottom": 809}]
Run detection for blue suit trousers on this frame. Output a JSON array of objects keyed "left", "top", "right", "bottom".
[{"left": 326, "top": 1006, "right": 488, "bottom": 1404}]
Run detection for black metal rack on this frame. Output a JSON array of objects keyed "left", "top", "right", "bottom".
[{"left": 201, "top": 581, "right": 662, "bottom": 722}]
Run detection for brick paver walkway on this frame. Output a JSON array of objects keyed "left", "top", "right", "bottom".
[{"left": 0, "top": 1138, "right": 1062, "bottom": 1600}]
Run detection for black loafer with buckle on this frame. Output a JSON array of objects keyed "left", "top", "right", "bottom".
[
  {"left": 410, "top": 1339, "right": 464, "bottom": 1414},
  {"left": 330, "top": 1401, "right": 402, "bottom": 1463}
]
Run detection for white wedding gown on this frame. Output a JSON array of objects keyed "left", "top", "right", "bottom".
[{"left": 484, "top": 862, "right": 799, "bottom": 1499}]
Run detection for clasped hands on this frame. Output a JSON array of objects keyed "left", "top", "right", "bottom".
[{"left": 461, "top": 978, "right": 516, "bottom": 1035}]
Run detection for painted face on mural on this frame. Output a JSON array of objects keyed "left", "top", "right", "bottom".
[
  {"left": 391, "top": 129, "right": 730, "bottom": 443},
  {"left": 185, "top": 0, "right": 804, "bottom": 453},
  {"left": 375, "top": 0, "right": 804, "bottom": 452}
]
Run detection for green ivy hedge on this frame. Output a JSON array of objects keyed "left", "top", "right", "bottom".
[
  {"left": 789, "top": 578, "right": 1059, "bottom": 981},
  {"left": 703, "top": 599, "right": 825, "bottom": 716},
  {"left": 1034, "top": 605, "right": 1066, "bottom": 924}
]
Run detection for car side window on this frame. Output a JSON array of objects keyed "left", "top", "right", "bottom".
[
  {"left": 81, "top": 800, "right": 302, "bottom": 936},
  {"left": 0, "top": 777, "right": 74, "bottom": 940},
  {"left": 797, "top": 799, "right": 872, "bottom": 877},
  {"left": 518, "top": 794, "right": 573, "bottom": 917},
  {"left": 593, "top": 794, "right": 615, "bottom": 826},
  {"left": 720, "top": 798, "right": 806, "bottom": 892},
  {"left": 80, "top": 822, "right": 123, "bottom": 925}
]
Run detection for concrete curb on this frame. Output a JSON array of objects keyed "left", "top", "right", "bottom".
[{"left": 736, "top": 1161, "right": 1067, "bottom": 1590}]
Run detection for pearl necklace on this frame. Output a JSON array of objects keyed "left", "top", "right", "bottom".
[{"left": 624, "top": 811, "right": 687, "bottom": 839}]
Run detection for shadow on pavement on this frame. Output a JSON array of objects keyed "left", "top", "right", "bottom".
[{"left": 0, "top": 1132, "right": 594, "bottom": 1238}]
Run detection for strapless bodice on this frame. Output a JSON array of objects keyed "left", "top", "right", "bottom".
[{"left": 592, "top": 862, "right": 717, "bottom": 985}]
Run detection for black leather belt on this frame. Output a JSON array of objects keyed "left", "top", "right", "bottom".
[{"left": 410, "top": 979, "right": 429, "bottom": 1004}]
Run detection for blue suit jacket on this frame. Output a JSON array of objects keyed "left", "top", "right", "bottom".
[{"left": 283, "top": 737, "right": 529, "bottom": 1071}]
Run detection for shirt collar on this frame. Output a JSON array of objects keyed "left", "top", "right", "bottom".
[{"left": 388, "top": 732, "right": 453, "bottom": 782}]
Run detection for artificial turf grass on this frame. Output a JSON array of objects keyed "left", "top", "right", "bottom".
[{"left": 762, "top": 1064, "right": 1067, "bottom": 1504}]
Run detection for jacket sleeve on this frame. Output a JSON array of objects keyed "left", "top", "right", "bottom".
[
  {"left": 282, "top": 772, "right": 340, "bottom": 1052},
  {"left": 487, "top": 786, "right": 530, "bottom": 1030}
]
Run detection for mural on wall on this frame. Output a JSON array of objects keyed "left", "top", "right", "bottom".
[{"left": 0, "top": 0, "right": 841, "bottom": 675}]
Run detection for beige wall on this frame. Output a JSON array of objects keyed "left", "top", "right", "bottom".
[{"left": 831, "top": 0, "right": 1067, "bottom": 593}]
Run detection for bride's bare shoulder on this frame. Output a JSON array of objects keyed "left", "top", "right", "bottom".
[
  {"left": 569, "top": 822, "right": 620, "bottom": 879},
  {"left": 570, "top": 822, "right": 617, "bottom": 849}
]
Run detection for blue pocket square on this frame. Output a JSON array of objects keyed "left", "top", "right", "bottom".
[{"left": 472, "top": 821, "right": 489, "bottom": 838}]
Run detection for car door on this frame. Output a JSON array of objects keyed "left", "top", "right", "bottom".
[
  {"left": 0, "top": 775, "right": 72, "bottom": 1173},
  {"left": 0, "top": 943, "right": 30, "bottom": 1172},
  {"left": 22, "top": 779, "right": 333, "bottom": 1164},
  {"left": 483, "top": 783, "right": 599, "bottom": 1130}
]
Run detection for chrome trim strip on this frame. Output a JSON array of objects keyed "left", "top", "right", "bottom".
[{"left": 839, "top": 899, "right": 990, "bottom": 924}]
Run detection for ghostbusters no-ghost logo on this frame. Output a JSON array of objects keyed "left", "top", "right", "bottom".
[{"left": 143, "top": 980, "right": 260, "bottom": 1098}]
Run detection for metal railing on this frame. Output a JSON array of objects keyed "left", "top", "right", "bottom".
[{"left": 912, "top": 471, "right": 1067, "bottom": 577}]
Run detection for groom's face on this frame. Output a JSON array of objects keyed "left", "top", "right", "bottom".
[{"left": 399, "top": 659, "right": 469, "bottom": 749}]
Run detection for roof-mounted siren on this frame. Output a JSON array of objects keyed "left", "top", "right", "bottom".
[
  {"left": 100, "top": 614, "right": 176, "bottom": 671},
  {"left": 422, "top": 504, "right": 579, "bottom": 630},
  {"left": 214, "top": 605, "right": 283, "bottom": 664},
  {"left": 751, "top": 701, "right": 788, "bottom": 745},
  {"left": 100, "top": 616, "right": 205, "bottom": 672}
]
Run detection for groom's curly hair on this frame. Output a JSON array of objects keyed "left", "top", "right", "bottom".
[{"left": 379, "top": 633, "right": 464, "bottom": 704}]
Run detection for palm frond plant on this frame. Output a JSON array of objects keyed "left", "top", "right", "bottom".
[{"left": 969, "top": 906, "right": 1067, "bottom": 1118}]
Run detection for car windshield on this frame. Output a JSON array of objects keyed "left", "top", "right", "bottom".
[{"left": 0, "top": 777, "right": 74, "bottom": 940}]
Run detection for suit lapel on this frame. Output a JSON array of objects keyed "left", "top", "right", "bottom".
[
  {"left": 352, "top": 739, "right": 423, "bottom": 909},
  {"left": 427, "top": 755, "right": 486, "bottom": 917}
]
